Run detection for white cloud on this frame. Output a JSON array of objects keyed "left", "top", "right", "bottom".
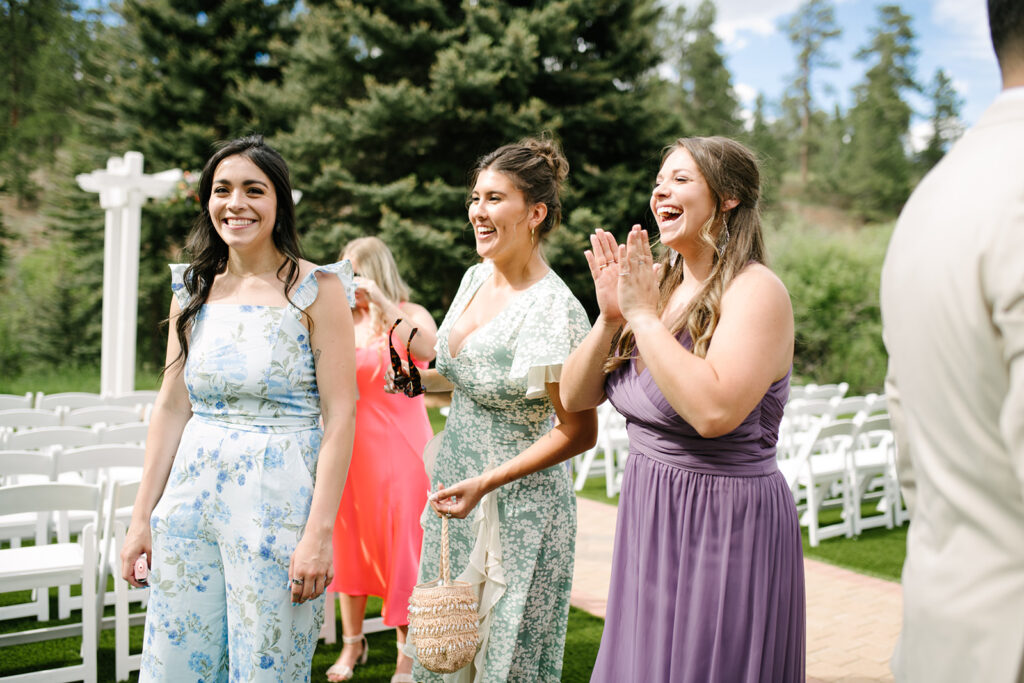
[
  {"left": 662, "top": 0, "right": 817, "bottom": 45},
  {"left": 734, "top": 82, "right": 758, "bottom": 105},
  {"left": 909, "top": 120, "right": 932, "bottom": 153},
  {"left": 932, "top": 0, "right": 993, "bottom": 61}
]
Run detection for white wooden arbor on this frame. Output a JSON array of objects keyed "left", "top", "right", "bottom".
[{"left": 76, "top": 152, "right": 182, "bottom": 396}]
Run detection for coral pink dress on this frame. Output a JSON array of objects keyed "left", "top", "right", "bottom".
[{"left": 328, "top": 334, "right": 432, "bottom": 625}]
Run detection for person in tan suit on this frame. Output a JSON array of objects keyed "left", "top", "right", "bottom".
[{"left": 880, "top": 1, "right": 1024, "bottom": 680}]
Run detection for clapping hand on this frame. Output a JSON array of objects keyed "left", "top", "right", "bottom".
[
  {"left": 584, "top": 228, "right": 627, "bottom": 324},
  {"left": 617, "top": 226, "right": 660, "bottom": 324}
]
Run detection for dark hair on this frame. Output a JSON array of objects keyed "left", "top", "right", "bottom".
[
  {"left": 470, "top": 135, "right": 569, "bottom": 241},
  {"left": 172, "top": 135, "right": 302, "bottom": 368},
  {"left": 989, "top": 0, "right": 1024, "bottom": 67},
  {"left": 608, "top": 136, "right": 765, "bottom": 370}
]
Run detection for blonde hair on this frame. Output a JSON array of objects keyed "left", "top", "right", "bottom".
[
  {"left": 340, "top": 236, "right": 411, "bottom": 337},
  {"left": 607, "top": 136, "right": 766, "bottom": 371}
]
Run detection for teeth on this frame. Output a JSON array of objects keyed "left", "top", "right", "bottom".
[
  {"left": 658, "top": 207, "right": 681, "bottom": 219},
  {"left": 477, "top": 226, "right": 495, "bottom": 235},
  {"left": 226, "top": 218, "right": 255, "bottom": 226}
]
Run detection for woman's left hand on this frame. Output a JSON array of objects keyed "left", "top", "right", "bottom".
[
  {"left": 353, "top": 275, "right": 387, "bottom": 308},
  {"left": 617, "top": 226, "right": 661, "bottom": 324},
  {"left": 428, "top": 479, "right": 487, "bottom": 519},
  {"left": 288, "top": 531, "right": 334, "bottom": 605}
]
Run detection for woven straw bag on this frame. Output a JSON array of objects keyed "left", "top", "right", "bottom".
[{"left": 409, "top": 514, "right": 480, "bottom": 674}]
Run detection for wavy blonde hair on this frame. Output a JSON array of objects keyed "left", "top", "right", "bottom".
[
  {"left": 340, "top": 236, "right": 411, "bottom": 337},
  {"left": 606, "top": 136, "right": 766, "bottom": 371}
]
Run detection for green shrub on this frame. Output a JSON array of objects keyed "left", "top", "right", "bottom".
[{"left": 767, "top": 213, "right": 891, "bottom": 394}]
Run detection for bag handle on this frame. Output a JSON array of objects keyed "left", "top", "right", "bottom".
[{"left": 440, "top": 514, "right": 451, "bottom": 585}]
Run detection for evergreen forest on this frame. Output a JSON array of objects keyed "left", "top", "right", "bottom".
[{"left": 0, "top": 0, "right": 969, "bottom": 394}]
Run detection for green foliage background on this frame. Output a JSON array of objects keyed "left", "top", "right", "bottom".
[{"left": 0, "top": 0, "right": 961, "bottom": 395}]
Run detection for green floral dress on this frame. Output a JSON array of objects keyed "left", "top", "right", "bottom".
[{"left": 414, "top": 262, "right": 591, "bottom": 683}]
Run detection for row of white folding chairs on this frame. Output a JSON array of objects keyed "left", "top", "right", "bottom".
[
  {"left": 0, "top": 391, "right": 158, "bottom": 412},
  {"left": 0, "top": 477, "right": 143, "bottom": 682},
  {"left": 778, "top": 392, "right": 888, "bottom": 462},
  {"left": 1, "top": 422, "right": 149, "bottom": 454},
  {"left": 0, "top": 405, "right": 149, "bottom": 433},
  {"left": 787, "top": 382, "right": 849, "bottom": 405},
  {"left": 779, "top": 411, "right": 905, "bottom": 546},
  {"left": 573, "top": 402, "right": 630, "bottom": 497}
]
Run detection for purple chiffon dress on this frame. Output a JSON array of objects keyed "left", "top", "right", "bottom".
[{"left": 590, "top": 352, "right": 805, "bottom": 683}]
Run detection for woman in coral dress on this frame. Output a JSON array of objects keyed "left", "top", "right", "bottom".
[{"left": 326, "top": 236, "right": 437, "bottom": 683}]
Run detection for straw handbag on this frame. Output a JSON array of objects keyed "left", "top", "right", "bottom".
[{"left": 408, "top": 514, "right": 480, "bottom": 674}]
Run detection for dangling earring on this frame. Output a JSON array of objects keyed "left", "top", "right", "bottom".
[
  {"left": 531, "top": 228, "right": 537, "bottom": 247},
  {"left": 718, "top": 218, "right": 730, "bottom": 251}
]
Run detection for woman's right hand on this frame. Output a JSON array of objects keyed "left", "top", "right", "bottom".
[
  {"left": 120, "top": 519, "right": 153, "bottom": 588},
  {"left": 585, "top": 228, "right": 627, "bottom": 325}
]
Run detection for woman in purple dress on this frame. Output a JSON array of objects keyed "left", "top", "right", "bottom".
[{"left": 561, "top": 136, "right": 805, "bottom": 682}]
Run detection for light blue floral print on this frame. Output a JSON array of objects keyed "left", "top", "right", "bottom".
[{"left": 141, "top": 261, "right": 353, "bottom": 682}]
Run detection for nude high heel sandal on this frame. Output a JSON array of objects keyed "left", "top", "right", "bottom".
[
  {"left": 325, "top": 633, "right": 368, "bottom": 682},
  {"left": 391, "top": 641, "right": 415, "bottom": 683}
]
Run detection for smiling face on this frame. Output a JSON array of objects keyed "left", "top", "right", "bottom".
[
  {"left": 208, "top": 154, "right": 278, "bottom": 254},
  {"left": 650, "top": 147, "right": 719, "bottom": 252},
  {"left": 467, "top": 169, "right": 545, "bottom": 263}
]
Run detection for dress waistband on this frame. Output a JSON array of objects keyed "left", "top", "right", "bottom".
[
  {"left": 627, "top": 425, "right": 779, "bottom": 477},
  {"left": 191, "top": 413, "right": 320, "bottom": 434}
]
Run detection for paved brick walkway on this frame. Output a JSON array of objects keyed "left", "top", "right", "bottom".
[{"left": 572, "top": 496, "right": 902, "bottom": 682}]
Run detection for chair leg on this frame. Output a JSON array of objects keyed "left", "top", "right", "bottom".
[
  {"left": 82, "top": 524, "right": 99, "bottom": 683},
  {"left": 319, "top": 592, "right": 337, "bottom": 644}
]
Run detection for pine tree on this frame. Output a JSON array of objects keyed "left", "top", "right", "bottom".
[
  {"left": 663, "top": 1, "right": 741, "bottom": 137},
  {"left": 782, "top": 0, "right": 840, "bottom": 186},
  {"left": 0, "top": 0, "right": 85, "bottom": 205},
  {"left": 274, "top": 0, "right": 673, "bottom": 320},
  {"left": 838, "top": 4, "right": 917, "bottom": 219},
  {"left": 82, "top": 0, "right": 299, "bottom": 367},
  {"left": 917, "top": 68, "right": 964, "bottom": 173},
  {"left": 745, "top": 93, "right": 786, "bottom": 205}
]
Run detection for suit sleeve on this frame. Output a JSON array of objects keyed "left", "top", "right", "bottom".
[
  {"left": 884, "top": 361, "right": 916, "bottom": 517},
  {"left": 985, "top": 199, "right": 1024, "bottom": 503}
]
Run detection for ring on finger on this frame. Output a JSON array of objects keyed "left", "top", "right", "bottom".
[
  {"left": 619, "top": 271, "right": 632, "bottom": 277},
  {"left": 599, "top": 263, "right": 608, "bottom": 270}
]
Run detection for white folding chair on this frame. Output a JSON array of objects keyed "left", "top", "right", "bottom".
[
  {"left": 97, "top": 422, "right": 150, "bottom": 445},
  {"left": 574, "top": 402, "right": 630, "bottom": 497},
  {"left": 849, "top": 414, "right": 899, "bottom": 533},
  {"left": 52, "top": 445, "right": 145, "bottom": 620},
  {"left": 64, "top": 406, "right": 143, "bottom": 428},
  {"left": 0, "top": 482, "right": 101, "bottom": 683},
  {"left": 3, "top": 426, "right": 101, "bottom": 452},
  {"left": 0, "top": 408, "right": 64, "bottom": 431},
  {"left": 0, "top": 393, "right": 34, "bottom": 410},
  {"left": 0, "top": 450, "right": 57, "bottom": 623},
  {"left": 101, "top": 479, "right": 146, "bottom": 681},
  {"left": 777, "top": 398, "right": 836, "bottom": 465},
  {"left": 35, "top": 392, "right": 106, "bottom": 411},
  {"left": 830, "top": 394, "right": 878, "bottom": 422},
  {"left": 793, "top": 420, "right": 857, "bottom": 547}
]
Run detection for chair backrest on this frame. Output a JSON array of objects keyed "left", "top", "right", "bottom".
[
  {"left": 0, "top": 481, "right": 102, "bottom": 517},
  {"left": 35, "top": 391, "right": 106, "bottom": 411},
  {"left": 64, "top": 405, "right": 143, "bottom": 428},
  {"left": 0, "top": 408, "right": 64, "bottom": 430},
  {"left": 0, "top": 450, "right": 56, "bottom": 484},
  {"left": 855, "top": 414, "right": 893, "bottom": 449},
  {"left": 0, "top": 393, "right": 34, "bottom": 410},
  {"left": 801, "top": 382, "right": 850, "bottom": 402},
  {"left": 832, "top": 394, "right": 879, "bottom": 423},
  {"left": 55, "top": 444, "right": 146, "bottom": 484},
  {"left": 3, "top": 425, "right": 101, "bottom": 451},
  {"left": 100, "top": 391, "right": 159, "bottom": 408},
  {"left": 97, "top": 421, "right": 150, "bottom": 445}
]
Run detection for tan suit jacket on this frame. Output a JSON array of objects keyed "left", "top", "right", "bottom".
[{"left": 881, "top": 91, "right": 1024, "bottom": 682}]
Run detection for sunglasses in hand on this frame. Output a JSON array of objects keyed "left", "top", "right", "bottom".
[{"left": 388, "top": 318, "right": 425, "bottom": 397}]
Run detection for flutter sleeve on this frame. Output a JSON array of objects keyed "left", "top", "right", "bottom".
[
  {"left": 168, "top": 263, "right": 190, "bottom": 309},
  {"left": 509, "top": 279, "right": 592, "bottom": 399},
  {"left": 290, "top": 260, "right": 356, "bottom": 311}
]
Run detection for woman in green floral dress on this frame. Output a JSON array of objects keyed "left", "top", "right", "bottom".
[{"left": 393, "top": 137, "right": 597, "bottom": 682}]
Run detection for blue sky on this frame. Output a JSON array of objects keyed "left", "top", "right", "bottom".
[{"left": 668, "top": 0, "right": 1001, "bottom": 143}]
